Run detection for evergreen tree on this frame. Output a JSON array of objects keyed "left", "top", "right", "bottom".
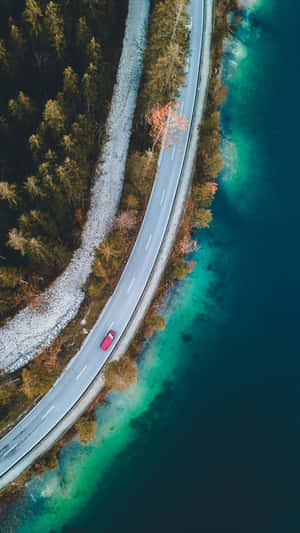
[
  {"left": 43, "top": 99, "right": 65, "bottom": 133},
  {"left": 45, "top": 2, "right": 65, "bottom": 57},
  {"left": 0, "top": 267, "right": 24, "bottom": 289},
  {"left": 0, "top": 182, "right": 18, "bottom": 207},
  {"left": 0, "top": 39, "right": 8, "bottom": 70},
  {"left": 23, "top": 0, "right": 43, "bottom": 38},
  {"left": 24, "top": 176, "right": 42, "bottom": 198},
  {"left": 8, "top": 91, "right": 34, "bottom": 120},
  {"left": 7, "top": 228, "right": 27, "bottom": 256},
  {"left": 10, "top": 23, "right": 25, "bottom": 52}
]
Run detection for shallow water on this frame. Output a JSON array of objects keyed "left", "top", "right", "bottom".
[{"left": 8, "top": 0, "right": 300, "bottom": 531}]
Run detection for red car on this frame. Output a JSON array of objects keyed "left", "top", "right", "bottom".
[{"left": 100, "top": 330, "right": 116, "bottom": 350}]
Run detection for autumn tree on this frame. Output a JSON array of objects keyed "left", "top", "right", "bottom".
[
  {"left": 191, "top": 208, "right": 213, "bottom": 229},
  {"left": 147, "top": 101, "right": 188, "bottom": 149},
  {"left": 124, "top": 193, "right": 139, "bottom": 210},
  {"left": 75, "top": 414, "right": 97, "bottom": 445},
  {"left": 104, "top": 356, "right": 138, "bottom": 392},
  {"left": 22, "top": 361, "right": 55, "bottom": 400},
  {"left": 171, "top": 260, "right": 195, "bottom": 281},
  {"left": 193, "top": 182, "right": 218, "bottom": 208},
  {"left": 114, "top": 211, "right": 137, "bottom": 234},
  {"left": 91, "top": 257, "right": 108, "bottom": 281},
  {"left": 37, "top": 448, "right": 59, "bottom": 472},
  {"left": 150, "top": 315, "right": 166, "bottom": 332}
]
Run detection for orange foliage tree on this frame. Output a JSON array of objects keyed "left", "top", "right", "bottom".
[
  {"left": 14, "top": 279, "right": 42, "bottom": 309},
  {"left": 114, "top": 211, "right": 137, "bottom": 234},
  {"left": 147, "top": 101, "right": 188, "bottom": 150}
]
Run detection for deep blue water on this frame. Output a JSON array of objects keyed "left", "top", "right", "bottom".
[
  {"left": 63, "top": 1, "right": 300, "bottom": 531},
  {"left": 10, "top": 1, "right": 300, "bottom": 531}
]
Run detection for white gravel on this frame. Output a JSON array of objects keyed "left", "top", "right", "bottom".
[{"left": 0, "top": 0, "right": 150, "bottom": 373}]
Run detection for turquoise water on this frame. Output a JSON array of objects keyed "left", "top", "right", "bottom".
[{"left": 7, "top": 0, "right": 300, "bottom": 531}]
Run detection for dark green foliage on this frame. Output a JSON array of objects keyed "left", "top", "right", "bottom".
[
  {"left": 0, "top": 0, "right": 128, "bottom": 320},
  {"left": 137, "top": 0, "right": 189, "bottom": 118}
]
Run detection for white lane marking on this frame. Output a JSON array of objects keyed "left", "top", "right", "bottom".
[
  {"left": 145, "top": 234, "right": 153, "bottom": 251},
  {"left": 3, "top": 445, "right": 17, "bottom": 458},
  {"left": 180, "top": 101, "right": 184, "bottom": 114},
  {"left": 76, "top": 365, "right": 87, "bottom": 381},
  {"left": 160, "top": 189, "right": 166, "bottom": 206},
  {"left": 127, "top": 277, "right": 135, "bottom": 294},
  {"left": 108, "top": 321, "right": 114, "bottom": 330},
  {"left": 41, "top": 405, "right": 55, "bottom": 420},
  {"left": 171, "top": 145, "right": 176, "bottom": 161}
]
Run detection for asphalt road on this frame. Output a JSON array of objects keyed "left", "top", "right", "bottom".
[{"left": 0, "top": 0, "right": 204, "bottom": 482}]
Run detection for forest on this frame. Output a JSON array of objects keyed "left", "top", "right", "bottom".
[{"left": 0, "top": 0, "right": 128, "bottom": 321}]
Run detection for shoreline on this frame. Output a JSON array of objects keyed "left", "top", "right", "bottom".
[{"left": 0, "top": 0, "right": 240, "bottom": 504}]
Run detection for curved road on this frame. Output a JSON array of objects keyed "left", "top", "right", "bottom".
[{"left": 0, "top": 0, "right": 204, "bottom": 484}]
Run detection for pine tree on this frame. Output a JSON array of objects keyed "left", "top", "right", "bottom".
[
  {"left": 27, "top": 236, "right": 49, "bottom": 264},
  {"left": 57, "top": 157, "right": 82, "bottom": 203},
  {"left": 126, "top": 150, "right": 157, "bottom": 198},
  {"left": 24, "top": 176, "right": 42, "bottom": 198},
  {"left": 28, "top": 133, "right": 42, "bottom": 158},
  {"left": 43, "top": 99, "right": 65, "bottom": 133},
  {"left": 76, "top": 17, "right": 92, "bottom": 49},
  {"left": 23, "top": 0, "right": 43, "bottom": 38},
  {"left": 63, "top": 67, "right": 79, "bottom": 99},
  {"left": 0, "top": 182, "right": 18, "bottom": 207},
  {"left": 98, "top": 240, "right": 120, "bottom": 263},
  {"left": 0, "top": 267, "right": 24, "bottom": 289},
  {"left": 0, "top": 39, "right": 8, "bottom": 70},
  {"left": 7, "top": 228, "right": 27, "bottom": 256},
  {"left": 45, "top": 2, "right": 66, "bottom": 57},
  {"left": 92, "top": 257, "right": 108, "bottom": 280},
  {"left": 10, "top": 23, "right": 25, "bottom": 51},
  {"left": 87, "top": 37, "right": 102, "bottom": 65},
  {"left": 8, "top": 91, "right": 34, "bottom": 120},
  {"left": 82, "top": 63, "right": 99, "bottom": 112}
]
